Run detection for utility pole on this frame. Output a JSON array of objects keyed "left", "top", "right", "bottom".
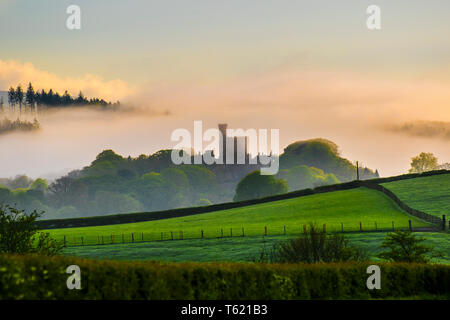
[{"left": 356, "top": 161, "right": 360, "bottom": 181}]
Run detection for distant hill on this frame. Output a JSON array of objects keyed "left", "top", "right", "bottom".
[{"left": 280, "top": 138, "right": 378, "bottom": 182}]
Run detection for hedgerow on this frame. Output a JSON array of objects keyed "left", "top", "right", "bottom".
[{"left": 0, "top": 254, "right": 448, "bottom": 299}]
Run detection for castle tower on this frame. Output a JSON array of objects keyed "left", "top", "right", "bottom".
[{"left": 218, "top": 123, "right": 228, "bottom": 163}]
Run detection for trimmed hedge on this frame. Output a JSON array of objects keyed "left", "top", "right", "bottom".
[{"left": 0, "top": 254, "right": 449, "bottom": 299}]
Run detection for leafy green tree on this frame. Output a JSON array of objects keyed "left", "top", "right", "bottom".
[
  {"left": 7, "top": 175, "right": 33, "bottom": 189},
  {"left": 377, "top": 231, "right": 440, "bottom": 263},
  {"left": 277, "top": 165, "right": 340, "bottom": 191},
  {"left": 0, "top": 204, "right": 62, "bottom": 255},
  {"left": 408, "top": 152, "right": 438, "bottom": 173},
  {"left": 234, "top": 170, "right": 288, "bottom": 202},
  {"left": 30, "top": 178, "right": 49, "bottom": 193},
  {"left": 178, "top": 165, "right": 218, "bottom": 200}
]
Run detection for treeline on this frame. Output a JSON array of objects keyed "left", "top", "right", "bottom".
[
  {"left": 6, "top": 82, "right": 120, "bottom": 109},
  {"left": 0, "top": 118, "right": 40, "bottom": 134},
  {"left": 0, "top": 139, "right": 379, "bottom": 220}
]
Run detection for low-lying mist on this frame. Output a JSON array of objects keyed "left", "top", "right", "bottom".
[{"left": 1, "top": 67, "right": 450, "bottom": 180}]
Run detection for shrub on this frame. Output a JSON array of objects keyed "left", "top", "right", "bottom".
[
  {"left": 377, "top": 231, "right": 442, "bottom": 263},
  {"left": 0, "top": 204, "right": 62, "bottom": 255},
  {"left": 0, "top": 254, "right": 448, "bottom": 300},
  {"left": 255, "top": 224, "right": 368, "bottom": 264}
]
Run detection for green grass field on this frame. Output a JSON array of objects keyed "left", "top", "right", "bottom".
[
  {"left": 382, "top": 173, "right": 450, "bottom": 218},
  {"left": 47, "top": 187, "right": 429, "bottom": 245},
  {"left": 61, "top": 232, "right": 450, "bottom": 264}
]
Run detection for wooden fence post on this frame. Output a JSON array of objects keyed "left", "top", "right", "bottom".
[
  {"left": 409, "top": 220, "right": 412, "bottom": 231},
  {"left": 359, "top": 222, "right": 362, "bottom": 231},
  {"left": 201, "top": 230, "right": 204, "bottom": 239},
  {"left": 323, "top": 224, "right": 326, "bottom": 233},
  {"left": 341, "top": 223, "right": 343, "bottom": 232},
  {"left": 443, "top": 215, "right": 446, "bottom": 231},
  {"left": 284, "top": 225, "right": 286, "bottom": 235},
  {"left": 81, "top": 237, "right": 84, "bottom": 246},
  {"left": 230, "top": 228, "right": 232, "bottom": 238},
  {"left": 303, "top": 224, "right": 307, "bottom": 234},
  {"left": 141, "top": 233, "right": 144, "bottom": 241},
  {"left": 221, "top": 229, "right": 223, "bottom": 238},
  {"left": 64, "top": 235, "right": 66, "bottom": 247},
  {"left": 264, "top": 226, "right": 267, "bottom": 236},
  {"left": 97, "top": 235, "right": 100, "bottom": 245},
  {"left": 111, "top": 235, "right": 114, "bottom": 244},
  {"left": 131, "top": 233, "right": 134, "bottom": 243}
]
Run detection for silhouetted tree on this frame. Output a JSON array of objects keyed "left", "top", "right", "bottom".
[
  {"left": 7, "top": 87, "right": 15, "bottom": 107},
  {"left": 25, "top": 82, "right": 35, "bottom": 110},
  {"left": 16, "top": 85, "right": 24, "bottom": 115},
  {"left": 408, "top": 152, "right": 438, "bottom": 173}
]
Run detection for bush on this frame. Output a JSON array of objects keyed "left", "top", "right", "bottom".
[
  {"left": 377, "top": 231, "right": 442, "bottom": 263},
  {"left": 0, "top": 205, "right": 62, "bottom": 255},
  {"left": 0, "top": 254, "right": 448, "bottom": 299},
  {"left": 255, "top": 224, "right": 368, "bottom": 263}
]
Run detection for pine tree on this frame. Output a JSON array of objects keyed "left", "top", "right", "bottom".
[
  {"left": 25, "top": 82, "right": 35, "bottom": 110},
  {"left": 7, "top": 87, "right": 16, "bottom": 107},
  {"left": 16, "top": 85, "right": 24, "bottom": 116}
]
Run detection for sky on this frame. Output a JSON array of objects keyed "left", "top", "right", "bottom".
[{"left": 0, "top": 0, "right": 449, "bottom": 178}]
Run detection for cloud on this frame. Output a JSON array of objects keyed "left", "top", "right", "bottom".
[
  {"left": 387, "top": 121, "right": 450, "bottom": 141},
  {"left": 0, "top": 59, "right": 135, "bottom": 101},
  {"left": 131, "top": 67, "right": 450, "bottom": 126}
]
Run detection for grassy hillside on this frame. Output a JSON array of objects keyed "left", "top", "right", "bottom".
[
  {"left": 382, "top": 173, "right": 450, "bottom": 218},
  {"left": 61, "top": 232, "right": 450, "bottom": 264},
  {"left": 47, "top": 187, "right": 429, "bottom": 245}
]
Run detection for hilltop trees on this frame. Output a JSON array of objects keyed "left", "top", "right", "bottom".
[
  {"left": 276, "top": 165, "right": 339, "bottom": 191},
  {"left": 279, "top": 139, "right": 377, "bottom": 182},
  {"left": 408, "top": 152, "right": 438, "bottom": 173},
  {"left": 234, "top": 170, "right": 288, "bottom": 202},
  {"left": 5, "top": 82, "right": 119, "bottom": 109},
  {"left": 0, "top": 138, "right": 379, "bottom": 219}
]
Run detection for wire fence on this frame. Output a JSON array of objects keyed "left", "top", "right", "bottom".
[{"left": 58, "top": 219, "right": 438, "bottom": 248}]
